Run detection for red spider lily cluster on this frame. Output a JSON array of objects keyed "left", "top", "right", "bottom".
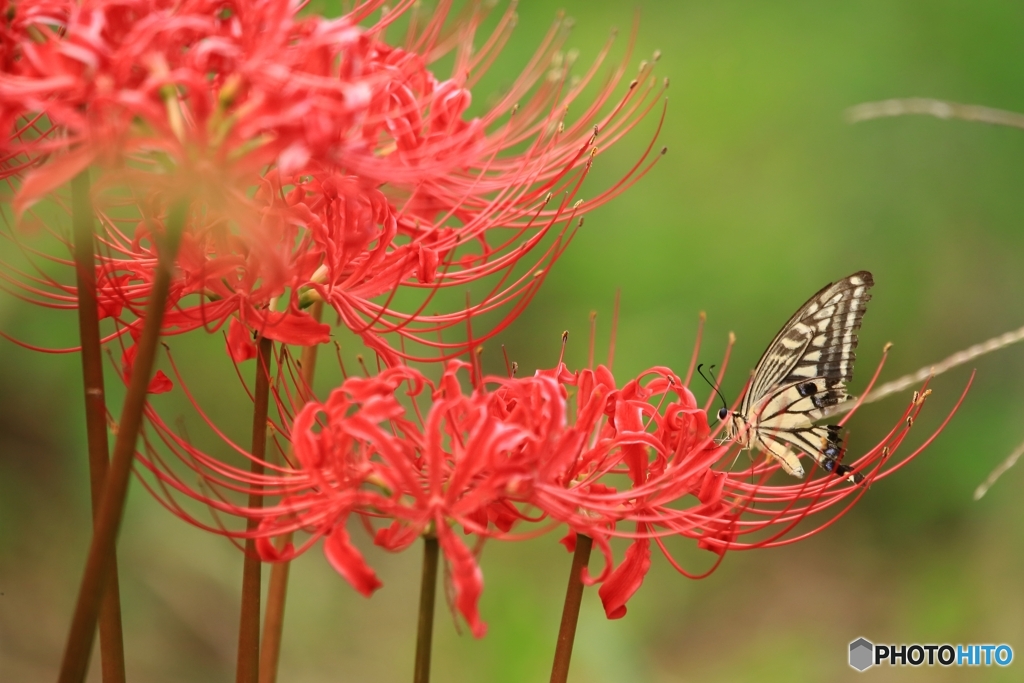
[
  {"left": 0, "top": 0, "right": 966, "bottom": 669},
  {"left": 1, "top": 0, "right": 665, "bottom": 367},
  {"left": 128, "top": 327, "right": 967, "bottom": 635}
]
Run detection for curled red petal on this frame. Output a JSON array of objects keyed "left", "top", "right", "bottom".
[
  {"left": 597, "top": 536, "right": 651, "bottom": 620},
  {"left": 242, "top": 309, "right": 331, "bottom": 347},
  {"left": 559, "top": 529, "right": 577, "bottom": 553},
  {"left": 697, "top": 469, "right": 726, "bottom": 506},
  {"left": 120, "top": 342, "right": 172, "bottom": 394},
  {"left": 324, "top": 521, "right": 382, "bottom": 598},
  {"left": 437, "top": 524, "right": 487, "bottom": 638},
  {"left": 148, "top": 371, "right": 173, "bottom": 395},
  {"left": 226, "top": 318, "right": 258, "bottom": 363},
  {"left": 13, "top": 147, "right": 95, "bottom": 216},
  {"left": 256, "top": 532, "right": 296, "bottom": 563},
  {"left": 374, "top": 520, "right": 421, "bottom": 552}
]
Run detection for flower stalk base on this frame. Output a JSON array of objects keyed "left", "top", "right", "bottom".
[
  {"left": 237, "top": 337, "right": 274, "bottom": 683},
  {"left": 58, "top": 201, "right": 188, "bottom": 683},
  {"left": 71, "top": 172, "right": 127, "bottom": 683},
  {"left": 550, "top": 534, "right": 594, "bottom": 683},
  {"left": 414, "top": 534, "right": 440, "bottom": 683},
  {"left": 260, "top": 302, "right": 323, "bottom": 683}
]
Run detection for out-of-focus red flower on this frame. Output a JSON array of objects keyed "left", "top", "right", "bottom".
[
  {"left": 95, "top": 169, "right": 336, "bottom": 349},
  {"left": 1, "top": 0, "right": 373, "bottom": 211},
  {"left": 2, "top": 0, "right": 665, "bottom": 366},
  {"left": 0, "top": 0, "right": 378, "bottom": 356},
  {"left": 120, "top": 327, "right": 173, "bottom": 393}
]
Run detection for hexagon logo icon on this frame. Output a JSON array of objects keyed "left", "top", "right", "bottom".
[{"left": 849, "top": 638, "right": 874, "bottom": 671}]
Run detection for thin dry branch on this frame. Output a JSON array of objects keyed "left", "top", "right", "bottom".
[
  {"left": 846, "top": 98, "right": 1024, "bottom": 130},
  {"left": 823, "top": 323, "right": 1024, "bottom": 419},
  {"left": 974, "top": 437, "right": 1024, "bottom": 501}
]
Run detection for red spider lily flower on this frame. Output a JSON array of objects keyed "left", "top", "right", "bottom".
[
  {"left": 125, "top": 358, "right": 554, "bottom": 637},
  {"left": 2, "top": 0, "right": 665, "bottom": 366},
  {"left": 252, "top": 360, "right": 574, "bottom": 637},
  {"left": 123, "top": 327, "right": 967, "bottom": 631},
  {"left": 133, "top": 356, "right": 709, "bottom": 627},
  {"left": 518, "top": 359, "right": 729, "bottom": 619},
  {"left": 309, "top": 4, "right": 667, "bottom": 361},
  {"left": 1, "top": 0, "right": 373, "bottom": 212},
  {"left": 126, "top": 353, "right": 696, "bottom": 627},
  {"left": 124, "top": 352, "right": 618, "bottom": 635},
  {"left": 0, "top": 0, "right": 378, "bottom": 355},
  {"left": 96, "top": 170, "right": 337, "bottom": 347},
  {"left": 545, "top": 344, "right": 972, "bottom": 620}
]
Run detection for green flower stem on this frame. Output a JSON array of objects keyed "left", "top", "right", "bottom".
[
  {"left": 549, "top": 534, "right": 594, "bottom": 683},
  {"left": 237, "top": 336, "right": 274, "bottom": 683},
  {"left": 71, "top": 171, "right": 126, "bottom": 683},
  {"left": 259, "top": 301, "right": 324, "bottom": 683},
  {"left": 413, "top": 533, "right": 440, "bottom": 683},
  {"left": 58, "top": 200, "right": 188, "bottom": 683}
]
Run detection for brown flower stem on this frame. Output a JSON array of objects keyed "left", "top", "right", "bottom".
[
  {"left": 71, "top": 171, "right": 126, "bottom": 683},
  {"left": 58, "top": 200, "right": 188, "bottom": 683},
  {"left": 413, "top": 533, "right": 440, "bottom": 683},
  {"left": 257, "top": 532, "right": 291, "bottom": 683},
  {"left": 549, "top": 534, "right": 593, "bottom": 683},
  {"left": 236, "top": 336, "right": 274, "bottom": 683},
  {"left": 259, "top": 302, "right": 323, "bottom": 683}
]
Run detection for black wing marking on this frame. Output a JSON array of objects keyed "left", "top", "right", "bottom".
[
  {"left": 753, "top": 383, "right": 864, "bottom": 482},
  {"left": 767, "top": 423, "right": 863, "bottom": 483}
]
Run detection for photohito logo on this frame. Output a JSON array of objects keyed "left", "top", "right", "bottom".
[{"left": 848, "top": 638, "right": 1013, "bottom": 671}]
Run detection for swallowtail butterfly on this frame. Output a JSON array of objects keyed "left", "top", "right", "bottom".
[{"left": 719, "top": 271, "right": 873, "bottom": 482}]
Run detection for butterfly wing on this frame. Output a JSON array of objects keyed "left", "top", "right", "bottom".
[
  {"left": 742, "top": 271, "right": 874, "bottom": 416},
  {"left": 741, "top": 271, "right": 874, "bottom": 480},
  {"left": 751, "top": 382, "right": 862, "bottom": 481}
]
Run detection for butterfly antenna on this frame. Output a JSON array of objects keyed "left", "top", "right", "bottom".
[{"left": 697, "top": 363, "right": 728, "bottom": 415}]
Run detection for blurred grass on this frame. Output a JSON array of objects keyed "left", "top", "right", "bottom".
[{"left": 3, "top": 1, "right": 1024, "bottom": 681}]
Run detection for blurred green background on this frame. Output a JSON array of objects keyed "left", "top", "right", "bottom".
[{"left": 3, "top": 1, "right": 1024, "bottom": 681}]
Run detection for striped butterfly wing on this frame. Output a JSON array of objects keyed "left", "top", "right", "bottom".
[
  {"left": 742, "top": 271, "right": 874, "bottom": 479},
  {"left": 752, "top": 382, "right": 855, "bottom": 479}
]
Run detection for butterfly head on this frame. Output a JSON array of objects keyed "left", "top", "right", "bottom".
[
  {"left": 716, "top": 408, "right": 752, "bottom": 448},
  {"left": 700, "top": 365, "right": 743, "bottom": 442}
]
